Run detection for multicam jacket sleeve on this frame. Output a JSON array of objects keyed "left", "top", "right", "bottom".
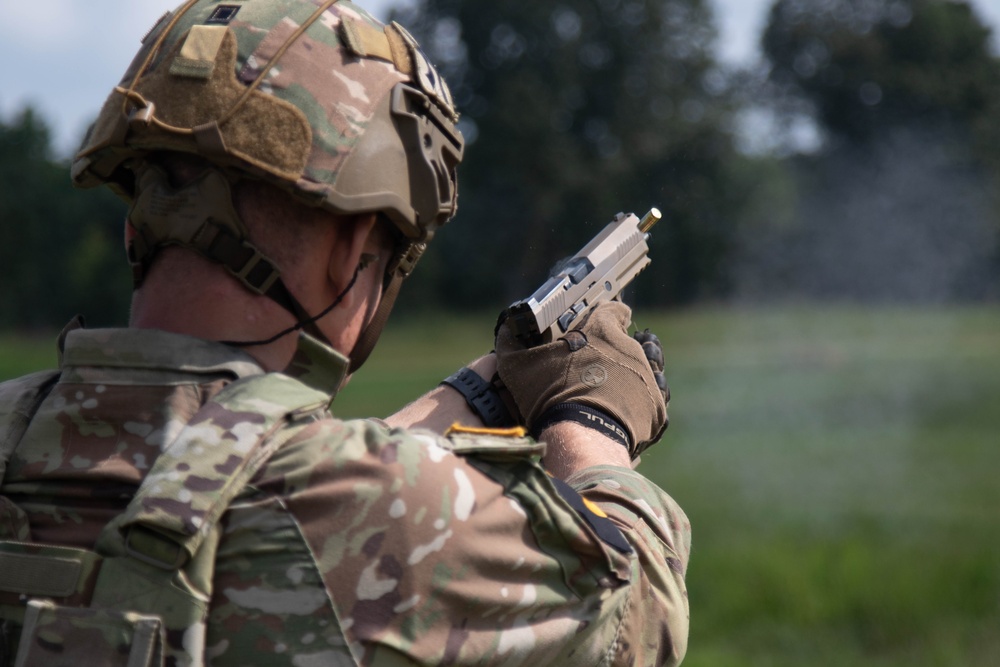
[{"left": 211, "top": 418, "right": 690, "bottom": 666}]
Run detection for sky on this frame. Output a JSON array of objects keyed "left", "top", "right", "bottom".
[{"left": 1, "top": 0, "right": 998, "bottom": 157}]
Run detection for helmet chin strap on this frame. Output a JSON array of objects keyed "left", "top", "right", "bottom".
[
  {"left": 221, "top": 261, "right": 363, "bottom": 350},
  {"left": 231, "top": 241, "right": 409, "bottom": 374},
  {"left": 348, "top": 238, "right": 426, "bottom": 373},
  {"left": 347, "top": 268, "right": 402, "bottom": 374}
]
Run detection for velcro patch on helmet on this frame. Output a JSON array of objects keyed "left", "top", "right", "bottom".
[
  {"left": 87, "top": 28, "right": 313, "bottom": 181},
  {"left": 169, "top": 25, "right": 228, "bottom": 80},
  {"left": 339, "top": 18, "right": 395, "bottom": 63}
]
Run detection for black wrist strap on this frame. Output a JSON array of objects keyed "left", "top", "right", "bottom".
[
  {"left": 532, "top": 403, "right": 632, "bottom": 451},
  {"left": 440, "top": 367, "right": 516, "bottom": 428}
]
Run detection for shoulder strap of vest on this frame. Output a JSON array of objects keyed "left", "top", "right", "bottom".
[
  {"left": 97, "top": 371, "right": 330, "bottom": 567},
  {"left": 0, "top": 371, "right": 328, "bottom": 667},
  {"left": 1, "top": 318, "right": 82, "bottom": 484},
  {"left": 81, "top": 372, "right": 330, "bottom": 667},
  {"left": 0, "top": 370, "right": 61, "bottom": 482}
]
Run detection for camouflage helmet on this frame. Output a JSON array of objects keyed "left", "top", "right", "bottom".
[
  {"left": 71, "top": 0, "right": 464, "bottom": 371},
  {"left": 72, "top": 0, "right": 464, "bottom": 242}
]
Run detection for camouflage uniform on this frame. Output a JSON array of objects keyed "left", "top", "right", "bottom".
[
  {"left": 0, "top": 327, "right": 690, "bottom": 666},
  {"left": 5, "top": 2, "right": 691, "bottom": 663}
]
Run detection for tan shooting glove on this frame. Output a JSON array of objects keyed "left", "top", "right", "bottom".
[{"left": 495, "top": 301, "right": 668, "bottom": 459}]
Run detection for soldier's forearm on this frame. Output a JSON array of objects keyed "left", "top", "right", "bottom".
[
  {"left": 388, "top": 356, "right": 633, "bottom": 476},
  {"left": 537, "top": 421, "right": 632, "bottom": 478},
  {"left": 385, "top": 354, "right": 496, "bottom": 433}
]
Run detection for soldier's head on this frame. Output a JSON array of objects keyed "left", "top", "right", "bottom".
[{"left": 72, "top": 0, "right": 463, "bottom": 370}]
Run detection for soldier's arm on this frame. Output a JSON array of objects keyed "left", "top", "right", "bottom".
[
  {"left": 384, "top": 301, "right": 687, "bottom": 664},
  {"left": 246, "top": 416, "right": 688, "bottom": 666},
  {"left": 385, "top": 354, "right": 497, "bottom": 434},
  {"left": 388, "top": 358, "right": 633, "bottom": 475}
]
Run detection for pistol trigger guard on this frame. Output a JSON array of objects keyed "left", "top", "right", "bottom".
[
  {"left": 561, "top": 330, "right": 588, "bottom": 352},
  {"left": 568, "top": 305, "right": 596, "bottom": 333}
]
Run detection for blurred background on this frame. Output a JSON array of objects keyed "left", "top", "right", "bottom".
[{"left": 1, "top": 0, "right": 998, "bottom": 664}]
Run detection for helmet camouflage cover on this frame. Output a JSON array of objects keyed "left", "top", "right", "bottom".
[
  {"left": 72, "top": 0, "right": 464, "bottom": 242},
  {"left": 72, "top": 0, "right": 464, "bottom": 372}
]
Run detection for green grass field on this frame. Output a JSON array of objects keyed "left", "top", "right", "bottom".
[{"left": 2, "top": 305, "right": 998, "bottom": 665}]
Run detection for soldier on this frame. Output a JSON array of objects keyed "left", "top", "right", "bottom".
[{"left": 0, "top": 1, "right": 690, "bottom": 666}]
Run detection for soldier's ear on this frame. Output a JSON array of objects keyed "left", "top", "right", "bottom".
[{"left": 326, "top": 213, "right": 379, "bottom": 293}]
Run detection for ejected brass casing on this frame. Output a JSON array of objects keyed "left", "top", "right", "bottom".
[{"left": 640, "top": 208, "right": 662, "bottom": 233}]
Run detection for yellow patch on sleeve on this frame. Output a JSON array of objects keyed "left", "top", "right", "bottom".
[
  {"left": 445, "top": 423, "right": 527, "bottom": 438},
  {"left": 582, "top": 496, "right": 608, "bottom": 518}
]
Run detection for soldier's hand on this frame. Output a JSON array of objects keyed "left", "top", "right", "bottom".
[
  {"left": 495, "top": 301, "right": 668, "bottom": 460},
  {"left": 633, "top": 327, "right": 671, "bottom": 417}
]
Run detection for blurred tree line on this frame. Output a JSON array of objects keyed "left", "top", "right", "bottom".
[
  {"left": 396, "top": 0, "right": 1000, "bottom": 309},
  {"left": 2, "top": 0, "right": 999, "bottom": 330},
  {"left": 0, "top": 110, "right": 131, "bottom": 329},
  {"left": 735, "top": 0, "right": 1000, "bottom": 301},
  {"left": 395, "top": 0, "right": 745, "bottom": 309}
]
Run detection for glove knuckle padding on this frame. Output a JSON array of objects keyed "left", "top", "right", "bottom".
[
  {"left": 497, "top": 302, "right": 668, "bottom": 457},
  {"left": 634, "top": 328, "right": 669, "bottom": 408},
  {"left": 641, "top": 342, "right": 665, "bottom": 372}
]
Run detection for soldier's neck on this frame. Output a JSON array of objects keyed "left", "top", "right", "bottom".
[{"left": 129, "top": 249, "right": 298, "bottom": 372}]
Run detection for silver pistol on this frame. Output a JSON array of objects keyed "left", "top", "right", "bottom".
[{"left": 505, "top": 208, "right": 661, "bottom": 347}]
